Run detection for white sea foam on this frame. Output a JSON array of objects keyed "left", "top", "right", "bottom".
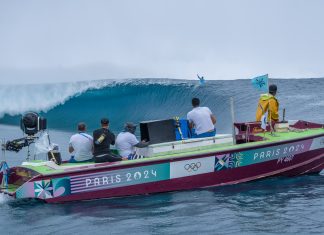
[
  {"left": 0, "top": 192, "right": 11, "bottom": 204},
  {"left": 0, "top": 80, "right": 110, "bottom": 118}
]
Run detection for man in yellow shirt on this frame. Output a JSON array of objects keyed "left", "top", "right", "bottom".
[{"left": 256, "top": 84, "right": 279, "bottom": 122}]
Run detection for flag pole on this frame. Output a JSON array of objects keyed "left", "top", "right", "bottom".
[
  {"left": 267, "top": 74, "right": 276, "bottom": 134},
  {"left": 230, "top": 97, "right": 236, "bottom": 145}
]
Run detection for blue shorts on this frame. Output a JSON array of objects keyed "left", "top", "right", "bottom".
[
  {"left": 127, "top": 153, "right": 144, "bottom": 160},
  {"left": 192, "top": 129, "right": 216, "bottom": 138},
  {"left": 68, "top": 156, "right": 93, "bottom": 163}
]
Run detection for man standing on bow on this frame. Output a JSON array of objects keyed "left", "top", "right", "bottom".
[{"left": 256, "top": 84, "right": 279, "bottom": 122}]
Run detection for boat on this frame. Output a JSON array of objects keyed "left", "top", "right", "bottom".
[{"left": 1, "top": 114, "right": 324, "bottom": 203}]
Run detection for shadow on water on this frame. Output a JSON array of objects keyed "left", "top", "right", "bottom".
[
  {"left": 5, "top": 174, "right": 324, "bottom": 216},
  {"left": 1, "top": 174, "right": 324, "bottom": 234},
  {"left": 208, "top": 174, "right": 324, "bottom": 205}
]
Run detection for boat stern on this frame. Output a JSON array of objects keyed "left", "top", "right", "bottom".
[{"left": 0, "top": 165, "right": 41, "bottom": 199}]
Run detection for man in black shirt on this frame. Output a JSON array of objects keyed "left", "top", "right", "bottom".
[{"left": 93, "top": 118, "right": 124, "bottom": 163}]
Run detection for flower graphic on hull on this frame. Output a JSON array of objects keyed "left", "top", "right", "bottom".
[{"left": 34, "top": 180, "right": 53, "bottom": 199}]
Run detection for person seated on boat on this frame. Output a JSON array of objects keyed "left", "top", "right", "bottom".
[
  {"left": 256, "top": 84, "right": 279, "bottom": 123},
  {"left": 93, "top": 118, "right": 126, "bottom": 163},
  {"left": 187, "top": 97, "right": 217, "bottom": 138},
  {"left": 68, "top": 122, "right": 93, "bottom": 163},
  {"left": 115, "top": 122, "right": 149, "bottom": 160}
]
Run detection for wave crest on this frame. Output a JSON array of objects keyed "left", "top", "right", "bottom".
[
  {"left": 0, "top": 80, "right": 111, "bottom": 118},
  {"left": 0, "top": 79, "right": 196, "bottom": 118}
]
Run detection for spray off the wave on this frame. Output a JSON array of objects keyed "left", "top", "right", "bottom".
[
  {"left": 0, "top": 80, "right": 109, "bottom": 118},
  {"left": 0, "top": 193, "right": 11, "bottom": 204}
]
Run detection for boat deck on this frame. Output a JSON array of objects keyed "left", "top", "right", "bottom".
[{"left": 17, "top": 128, "right": 324, "bottom": 176}]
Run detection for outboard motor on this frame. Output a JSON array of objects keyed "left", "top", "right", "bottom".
[{"left": 20, "top": 112, "right": 47, "bottom": 136}]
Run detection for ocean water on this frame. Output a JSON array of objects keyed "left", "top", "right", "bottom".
[{"left": 0, "top": 78, "right": 324, "bottom": 234}]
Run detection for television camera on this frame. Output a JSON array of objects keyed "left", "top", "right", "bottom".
[
  {"left": 2, "top": 112, "right": 62, "bottom": 164},
  {"left": 2, "top": 112, "right": 47, "bottom": 154}
]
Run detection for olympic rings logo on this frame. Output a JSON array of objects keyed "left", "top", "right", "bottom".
[{"left": 184, "top": 162, "right": 201, "bottom": 172}]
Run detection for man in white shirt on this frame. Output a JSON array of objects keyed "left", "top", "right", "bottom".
[
  {"left": 115, "top": 122, "right": 149, "bottom": 159},
  {"left": 68, "top": 122, "right": 93, "bottom": 162},
  {"left": 187, "top": 98, "right": 216, "bottom": 138}
]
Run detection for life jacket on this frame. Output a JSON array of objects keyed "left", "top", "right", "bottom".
[{"left": 256, "top": 93, "right": 279, "bottom": 122}]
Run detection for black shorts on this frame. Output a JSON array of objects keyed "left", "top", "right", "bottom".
[{"left": 94, "top": 152, "right": 123, "bottom": 163}]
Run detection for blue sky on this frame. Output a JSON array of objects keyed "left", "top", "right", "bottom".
[{"left": 0, "top": 0, "right": 324, "bottom": 84}]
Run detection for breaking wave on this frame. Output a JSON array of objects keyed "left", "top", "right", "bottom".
[
  {"left": 0, "top": 78, "right": 323, "bottom": 134},
  {"left": 0, "top": 80, "right": 110, "bottom": 118}
]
